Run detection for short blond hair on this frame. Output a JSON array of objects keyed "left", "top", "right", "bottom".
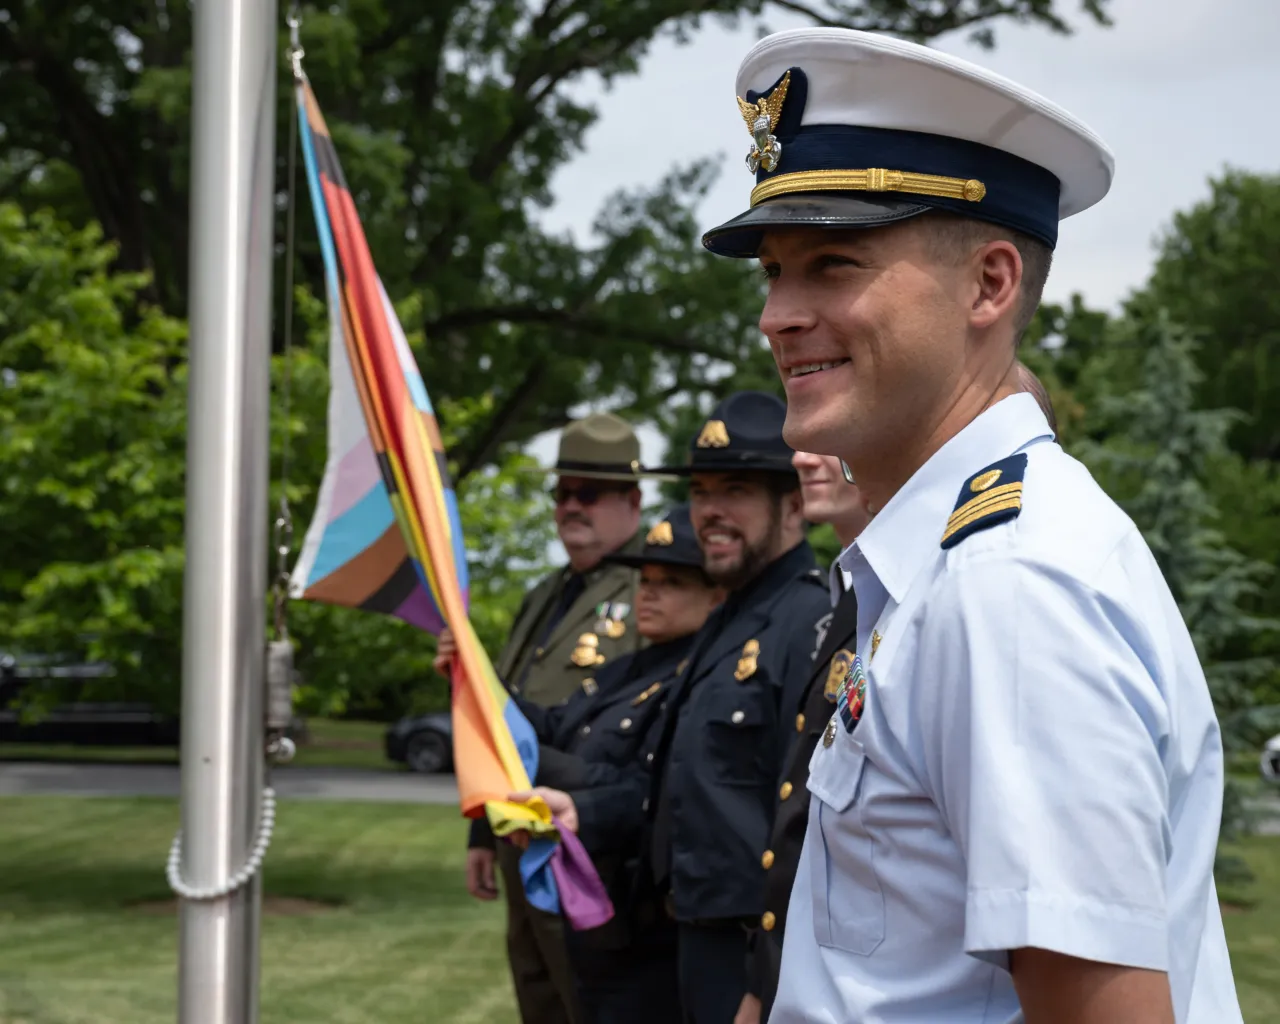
[{"left": 921, "top": 212, "right": 1054, "bottom": 341}]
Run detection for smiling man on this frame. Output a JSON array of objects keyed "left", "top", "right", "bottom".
[
  {"left": 700, "top": 27, "right": 1241, "bottom": 1024},
  {"left": 638, "top": 391, "right": 833, "bottom": 1024}
]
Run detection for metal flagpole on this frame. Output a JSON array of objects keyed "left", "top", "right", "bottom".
[{"left": 178, "top": 0, "right": 278, "bottom": 1019}]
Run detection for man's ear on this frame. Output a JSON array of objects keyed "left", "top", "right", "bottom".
[
  {"left": 784, "top": 488, "right": 806, "bottom": 531},
  {"left": 627, "top": 486, "right": 642, "bottom": 511},
  {"left": 970, "top": 239, "right": 1022, "bottom": 331}
]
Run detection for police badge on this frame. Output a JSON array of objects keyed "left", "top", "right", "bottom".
[
  {"left": 571, "top": 633, "right": 605, "bottom": 668},
  {"left": 735, "top": 639, "right": 760, "bottom": 681},
  {"left": 824, "top": 650, "right": 854, "bottom": 702}
]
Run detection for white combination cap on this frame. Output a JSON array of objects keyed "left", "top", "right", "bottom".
[{"left": 702, "top": 28, "right": 1115, "bottom": 258}]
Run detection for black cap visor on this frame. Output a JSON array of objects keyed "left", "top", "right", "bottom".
[
  {"left": 604, "top": 551, "right": 705, "bottom": 572},
  {"left": 639, "top": 456, "right": 798, "bottom": 478},
  {"left": 701, "top": 194, "right": 932, "bottom": 259}
]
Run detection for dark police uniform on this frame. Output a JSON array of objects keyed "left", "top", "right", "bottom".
[
  {"left": 518, "top": 505, "right": 709, "bottom": 1024},
  {"left": 648, "top": 543, "right": 827, "bottom": 1022},
  {"left": 636, "top": 392, "right": 831, "bottom": 1024},
  {"left": 746, "top": 580, "right": 858, "bottom": 1017},
  {"left": 521, "top": 639, "right": 690, "bottom": 1024},
  {"left": 470, "top": 411, "right": 646, "bottom": 1024}
]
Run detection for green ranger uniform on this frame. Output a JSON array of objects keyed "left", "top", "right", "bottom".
[
  {"left": 497, "top": 536, "right": 644, "bottom": 706},
  {"left": 469, "top": 411, "right": 646, "bottom": 1024}
]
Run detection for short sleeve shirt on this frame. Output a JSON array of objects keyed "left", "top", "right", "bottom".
[{"left": 769, "top": 394, "right": 1242, "bottom": 1024}]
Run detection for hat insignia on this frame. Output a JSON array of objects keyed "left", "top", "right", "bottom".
[
  {"left": 696, "top": 419, "right": 731, "bottom": 449},
  {"left": 736, "top": 69, "right": 790, "bottom": 174},
  {"left": 646, "top": 521, "right": 674, "bottom": 546}
]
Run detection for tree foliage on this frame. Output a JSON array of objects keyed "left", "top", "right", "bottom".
[
  {"left": 1072, "top": 307, "right": 1280, "bottom": 869},
  {"left": 1139, "top": 170, "right": 1280, "bottom": 462},
  {"left": 0, "top": 206, "right": 556, "bottom": 717},
  {"left": 0, "top": 0, "right": 1112, "bottom": 469},
  {"left": 0, "top": 204, "right": 187, "bottom": 706}
]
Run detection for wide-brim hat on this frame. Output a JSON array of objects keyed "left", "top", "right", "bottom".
[
  {"left": 546, "top": 411, "right": 642, "bottom": 482},
  {"left": 701, "top": 28, "right": 1114, "bottom": 259},
  {"left": 604, "top": 504, "right": 705, "bottom": 571},
  {"left": 643, "top": 390, "right": 796, "bottom": 477}
]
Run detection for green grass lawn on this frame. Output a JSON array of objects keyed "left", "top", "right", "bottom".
[
  {"left": 0, "top": 718, "right": 400, "bottom": 772},
  {"left": 0, "top": 796, "right": 1277, "bottom": 1023},
  {"left": 0, "top": 797, "right": 515, "bottom": 1024}
]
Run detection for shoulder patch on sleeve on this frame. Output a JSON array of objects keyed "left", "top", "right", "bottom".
[{"left": 941, "top": 452, "right": 1027, "bottom": 550}]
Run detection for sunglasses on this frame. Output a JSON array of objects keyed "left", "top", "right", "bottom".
[{"left": 551, "top": 482, "right": 632, "bottom": 506}]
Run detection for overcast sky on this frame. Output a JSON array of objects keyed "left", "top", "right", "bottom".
[
  {"left": 540, "top": 0, "right": 1279, "bottom": 312},
  {"left": 526, "top": 0, "right": 1280, "bottom": 533}
]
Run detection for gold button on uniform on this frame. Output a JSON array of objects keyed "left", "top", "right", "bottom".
[
  {"left": 761, "top": 911, "right": 776, "bottom": 931},
  {"left": 779, "top": 782, "right": 793, "bottom": 801},
  {"left": 795, "top": 713, "right": 805, "bottom": 732},
  {"left": 761, "top": 849, "right": 774, "bottom": 869}
]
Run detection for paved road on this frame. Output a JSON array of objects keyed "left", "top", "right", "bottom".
[
  {"left": 0, "top": 761, "right": 459, "bottom": 804},
  {"left": 3, "top": 761, "right": 1279, "bottom": 831},
  {"left": 1246, "top": 794, "right": 1280, "bottom": 837}
]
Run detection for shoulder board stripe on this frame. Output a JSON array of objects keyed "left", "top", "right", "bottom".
[
  {"left": 941, "top": 453, "right": 1028, "bottom": 550},
  {"left": 943, "top": 482, "right": 1023, "bottom": 537},
  {"left": 942, "top": 490, "right": 1022, "bottom": 544}
]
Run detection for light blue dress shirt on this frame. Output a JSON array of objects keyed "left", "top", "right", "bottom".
[{"left": 769, "top": 394, "right": 1241, "bottom": 1024}]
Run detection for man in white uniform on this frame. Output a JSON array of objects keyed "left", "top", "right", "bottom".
[{"left": 699, "top": 27, "right": 1242, "bottom": 1024}]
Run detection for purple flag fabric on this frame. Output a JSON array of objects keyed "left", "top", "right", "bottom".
[{"left": 549, "top": 817, "right": 616, "bottom": 931}]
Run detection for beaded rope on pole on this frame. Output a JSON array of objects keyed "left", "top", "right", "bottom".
[{"left": 167, "top": 787, "right": 278, "bottom": 901}]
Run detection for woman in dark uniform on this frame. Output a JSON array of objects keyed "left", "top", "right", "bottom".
[{"left": 516, "top": 504, "right": 723, "bottom": 1024}]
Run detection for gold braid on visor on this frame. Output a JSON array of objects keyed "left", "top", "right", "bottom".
[{"left": 750, "top": 168, "right": 988, "bottom": 207}]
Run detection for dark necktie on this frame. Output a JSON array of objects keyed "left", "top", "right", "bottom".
[{"left": 513, "top": 571, "right": 586, "bottom": 693}]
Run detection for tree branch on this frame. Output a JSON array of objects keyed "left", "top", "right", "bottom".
[
  {"left": 764, "top": 0, "right": 845, "bottom": 28},
  {"left": 422, "top": 0, "right": 725, "bottom": 269},
  {"left": 452, "top": 359, "right": 548, "bottom": 483},
  {"left": 427, "top": 304, "right": 733, "bottom": 359},
  {"left": 765, "top": 0, "right": 1077, "bottom": 39}
]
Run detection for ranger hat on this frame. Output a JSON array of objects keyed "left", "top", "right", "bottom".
[
  {"left": 549, "top": 411, "right": 641, "bottom": 483},
  {"left": 702, "top": 28, "right": 1115, "bottom": 258},
  {"left": 604, "top": 505, "right": 705, "bottom": 572},
  {"left": 645, "top": 391, "right": 795, "bottom": 477}
]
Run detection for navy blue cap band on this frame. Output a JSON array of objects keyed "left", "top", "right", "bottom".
[{"left": 752, "top": 123, "right": 1062, "bottom": 248}]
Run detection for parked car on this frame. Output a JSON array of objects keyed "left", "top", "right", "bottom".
[
  {"left": 1, "top": 649, "right": 304, "bottom": 748},
  {"left": 0, "top": 649, "right": 182, "bottom": 747},
  {"left": 1262, "top": 734, "right": 1280, "bottom": 785},
  {"left": 384, "top": 712, "right": 453, "bottom": 774}
]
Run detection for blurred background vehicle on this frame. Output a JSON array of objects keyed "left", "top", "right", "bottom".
[
  {"left": 1262, "top": 734, "right": 1280, "bottom": 786},
  {"left": 384, "top": 712, "right": 453, "bottom": 774}
]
